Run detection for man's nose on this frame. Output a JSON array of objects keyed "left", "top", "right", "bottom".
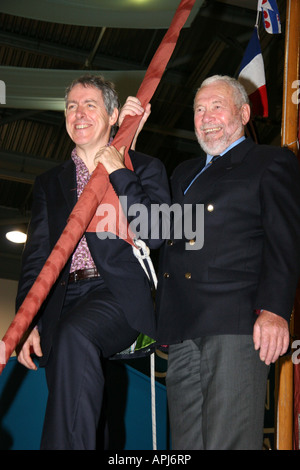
[
  {"left": 75, "top": 106, "right": 85, "bottom": 118},
  {"left": 202, "top": 109, "right": 213, "bottom": 122}
]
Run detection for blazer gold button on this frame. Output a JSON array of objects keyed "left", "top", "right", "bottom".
[
  {"left": 185, "top": 272, "right": 192, "bottom": 279},
  {"left": 167, "top": 240, "right": 173, "bottom": 246},
  {"left": 163, "top": 272, "right": 170, "bottom": 278},
  {"left": 189, "top": 239, "right": 195, "bottom": 246},
  {"left": 207, "top": 204, "right": 214, "bottom": 212}
]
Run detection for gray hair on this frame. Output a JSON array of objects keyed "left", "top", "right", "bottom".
[
  {"left": 195, "top": 75, "right": 249, "bottom": 108},
  {"left": 65, "top": 74, "right": 120, "bottom": 136}
]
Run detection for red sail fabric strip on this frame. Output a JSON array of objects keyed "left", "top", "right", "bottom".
[
  {"left": 87, "top": 0, "right": 196, "bottom": 234},
  {"left": 0, "top": 0, "right": 196, "bottom": 374}
]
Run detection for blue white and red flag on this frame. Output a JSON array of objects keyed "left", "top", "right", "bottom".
[{"left": 238, "top": 27, "right": 268, "bottom": 117}]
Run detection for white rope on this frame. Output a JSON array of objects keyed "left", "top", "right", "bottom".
[
  {"left": 132, "top": 238, "right": 158, "bottom": 450},
  {"left": 150, "top": 351, "right": 157, "bottom": 450},
  {"left": 132, "top": 238, "right": 157, "bottom": 288},
  {"left": 255, "top": 0, "right": 262, "bottom": 28},
  {"left": 0, "top": 340, "right": 6, "bottom": 365}
]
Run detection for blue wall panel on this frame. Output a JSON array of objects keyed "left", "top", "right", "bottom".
[{"left": 0, "top": 357, "right": 168, "bottom": 450}]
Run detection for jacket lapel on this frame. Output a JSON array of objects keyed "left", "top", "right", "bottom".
[
  {"left": 172, "top": 155, "right": 206, "bottom": 203},
  {"left": 58, "top": 159, "right": 77, "bottom": 211},
  {"left": 182, "top": 138, "right": 255, "bottom": 203}
]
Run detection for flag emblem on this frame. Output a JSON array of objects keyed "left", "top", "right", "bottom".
[{"left": 260, "top": 0, "right": 281, "bottom": 34}]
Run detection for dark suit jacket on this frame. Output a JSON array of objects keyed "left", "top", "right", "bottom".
[
  {"left": 16, "top": 150, "right": 170, "bottom": 366},
  {"left": 156, "top": 138, "right": 300, "bottom": 344}
]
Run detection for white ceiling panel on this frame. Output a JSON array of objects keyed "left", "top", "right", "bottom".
[
  {"left": 0, "top": 0, "right": 205, "bottom": 28},
  {"left": 0, "top": 66, "right": 146, "bottom": 110}
]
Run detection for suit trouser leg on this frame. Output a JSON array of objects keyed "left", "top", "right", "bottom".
[
  {"left": 166, "top": 335, "right": 270, "bottom": 450},
  {"left": 40, "top": 278, "right": 138, "bottom": 450}
]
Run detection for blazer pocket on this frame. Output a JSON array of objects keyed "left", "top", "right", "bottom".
[{"left": 208, "top": 266, "right": 258, "bottom": 282}]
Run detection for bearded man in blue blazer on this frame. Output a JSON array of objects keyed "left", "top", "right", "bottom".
[
  {"left": 16, "top": 74, "right": 170, "bottom": 449},
  {"left": 156, "top": 75, "right": 300, "bottom": 450}
]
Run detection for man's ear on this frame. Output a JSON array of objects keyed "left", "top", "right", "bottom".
[
  {"left": 109, "top": 108, "right": 119, "bottom": 126},
  {"left": 241, "top": 103, "right": 251, "bottom": 125}
]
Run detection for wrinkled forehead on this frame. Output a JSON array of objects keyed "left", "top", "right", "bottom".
[
  {"left": 66, "top": 83, "right": 103, "bottom": 102},
  {"left": 194, "top": 81, "right": 234, "bottom": 107}
]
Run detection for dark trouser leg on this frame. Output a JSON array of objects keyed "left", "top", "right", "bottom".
[{"left": 40, "top": 278, "right": 138, "bottom": 450}]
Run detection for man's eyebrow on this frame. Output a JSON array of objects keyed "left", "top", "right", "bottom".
[
  {"left": 194, "top": 98, "right": 225, "bottom": 110},
  {"left": 66, "top": 99, "right": 98, "bottom": 105},
  {"left": 66, "top": 99, "right": 77, "bottom": 106}
]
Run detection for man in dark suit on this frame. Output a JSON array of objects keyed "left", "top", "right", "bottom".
[
  {"left": 156, "top": 75, "right": 300, "bottom": 449},
  {"left": 16, "top": 74, "right": 170, "bottom": 449}
]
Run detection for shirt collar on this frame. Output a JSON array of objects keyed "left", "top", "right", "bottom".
[{"left": 206, "top": 136, "right": 246, "bottom": 163}]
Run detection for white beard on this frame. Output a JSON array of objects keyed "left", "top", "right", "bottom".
[{"left": 195, "top": 119, "right": 244, "bottom": 156}]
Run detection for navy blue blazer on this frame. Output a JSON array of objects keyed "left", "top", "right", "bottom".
[
  {"left": 156, "top": 138, "right": 300, "bottom": 344},
  {"left": 16, "top": 150, "right": 170, "bottom": 366}
]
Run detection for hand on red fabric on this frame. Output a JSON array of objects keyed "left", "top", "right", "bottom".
[
  {"left": 94, "top": 145, "right": 126, "bottom": 174},
  {"left": 17, "top": 328, "right": 43, "bottom": 370},
  {"left": 119, "top": 97, "right": 151, "bottom": 150},
  {"left": 253, "top": 309, "right": 290, "bottom": 365},
  {"left": 119, "top": 96, "right": 146, "bottom": 124}
]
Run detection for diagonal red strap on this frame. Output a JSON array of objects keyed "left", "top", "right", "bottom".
[
  {"left": 87, "top": 0, "right": 196, "bottom": 239},
  {"left": 0, "top": 0, "right": 196, "bottom": 373}
]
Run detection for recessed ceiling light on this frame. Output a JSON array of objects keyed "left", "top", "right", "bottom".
[{"left": 6, "top": 230, "right": 27, "bottom": 244}]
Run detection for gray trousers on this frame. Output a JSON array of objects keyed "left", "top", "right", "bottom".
[{"left": 166, "top": 335, "right": 270, "bottom": 450}]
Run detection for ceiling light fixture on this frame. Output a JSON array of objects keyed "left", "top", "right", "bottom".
[{"left": 6, "top": 230, "right": 27, "bottom": 244}]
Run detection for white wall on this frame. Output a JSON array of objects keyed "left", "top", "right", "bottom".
[{"left": 0, "top": 278, "right": 18, "bottom": 354}]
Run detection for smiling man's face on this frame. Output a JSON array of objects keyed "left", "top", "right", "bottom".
[
  {"left": 65, "top": 83, "right": 118, "bottom": 151},
  {"left": 194, "top": 81, "right": 250, "bottom": 156}
]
